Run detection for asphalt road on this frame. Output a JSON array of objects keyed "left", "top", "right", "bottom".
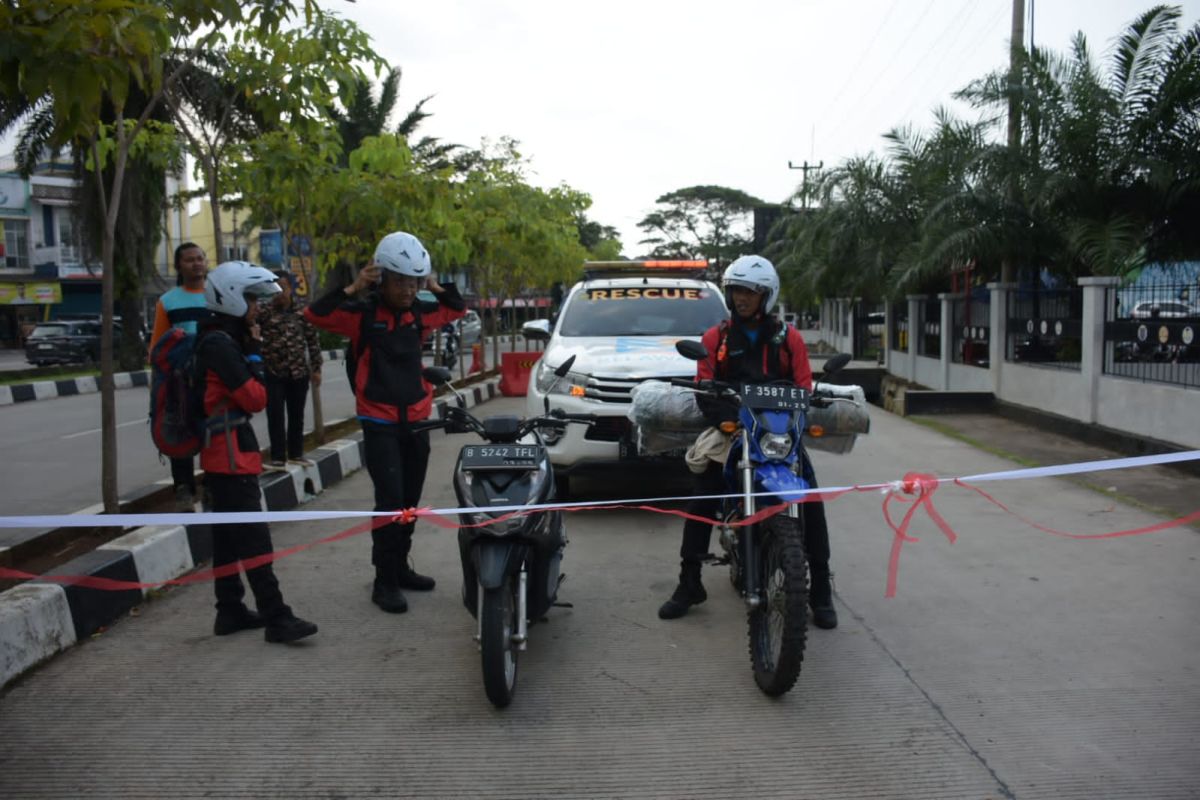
[
  {"left": 0, "top": 337, "right": 534, "bottom": 516},
  {"left": 1, "top": 396, "right": 1196, "bottom": 798}
]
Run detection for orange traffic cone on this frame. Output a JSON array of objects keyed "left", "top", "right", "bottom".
[{"left": 469, "top": 343, "right": 484, "bottom": 374}]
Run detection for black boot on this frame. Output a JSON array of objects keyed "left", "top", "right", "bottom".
[
  {"left": 372, "top": 565, "right": 408, "bottom": 613},
  {"left": 658, "top": 562, "right": 707, "bottom": 620},
  {"left": 397, "top": 560, "right": 436, "bottom": 592},
  {"left": 264, "top": 613, "right": 318, "bottom": 643},
  {"left": 213, "top": 604, "right": 265, "bottom": 636},
  {"left": 810, "top": 567, "right": 838, "bottom": 629}
]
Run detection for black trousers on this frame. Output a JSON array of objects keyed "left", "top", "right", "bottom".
[
  {"left": 361, "top": 420, "right": 431, "bottom": 569},
  {"left": 170, "top": 456, "right": 196, "bottom": 494},
  {"left": 207, "top": 473, "right": 290, "bottom": 619},
  {"left": 265, "top": 373, "right": 310, "bottom": 461},
  {"left": 680, "top": 452, "right": 831, "bottom": 575}
]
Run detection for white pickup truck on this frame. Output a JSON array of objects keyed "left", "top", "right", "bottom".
[{"left": 521, "top": 262, "right": 728, "bottom": 494}]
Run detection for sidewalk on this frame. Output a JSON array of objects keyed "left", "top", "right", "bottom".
[{"left": 0, "top": 398, "right": 1196, "bottom": 798}]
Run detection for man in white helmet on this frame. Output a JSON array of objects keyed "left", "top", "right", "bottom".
[
  {"left": 196, "top": 260, "right": 319, "bottom": 643},
  {"left": 657, "top": 255, "right": 838, "bottom": 629},
  {"left": 304, "top": 231, "right": 466, "bottom": 614}
]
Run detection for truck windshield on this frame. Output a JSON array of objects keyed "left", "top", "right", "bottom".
[{"left": 557, "top": 285, "right": 727, "bottom": 336}]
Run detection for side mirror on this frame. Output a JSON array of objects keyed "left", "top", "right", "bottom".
[
  {"left": 821, "top": 353, "right": 852, "bottom": 376},
  {"left": 422, "top": 366, "right": 453, "bottom": 385},
  {"left": 675, "top": 339, "right": 708, "bottom": 361},
  {"left": 522, "top": 319, "right": 552, "bottom": 342}
]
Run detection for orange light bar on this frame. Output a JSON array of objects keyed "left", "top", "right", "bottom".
[
  {"left": 583, "top": 260, "right": 708, "bottom": 270},
  {"left": 569, "top": 385, "right": 586, "bottom": 397},
  {"left": 719, "top": 421, "right": 739, "bottom": 434},
  {"left": 808, "top": 424, "right": 825, "bottom": 437}
]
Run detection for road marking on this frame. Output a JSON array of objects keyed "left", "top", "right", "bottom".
[{"left": 62, "top": 418, "right": 149, "bottom": 440}]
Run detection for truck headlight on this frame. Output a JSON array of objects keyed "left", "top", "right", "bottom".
[
  {"left": 535, "top": 361, "right": 589, "bottom": 396},
  {"left": 759, "top": 432, "right": 793, "bottom": 459}
]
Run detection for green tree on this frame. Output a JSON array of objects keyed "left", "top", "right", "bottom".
[
  {"left": 577, "top": 213, "right": 623, "bottom": 260},
  {"left": 167, "top": 7, "right": 382, "bottom": 257},
  {"left": 330, "top": 65, "right": 461, "bottom": 171},
  {"left": 0, "top": 0, "right": 323, "bottom": 512},
  {"left": 637, "top": 185, "right": 764, "bottom": 268}
]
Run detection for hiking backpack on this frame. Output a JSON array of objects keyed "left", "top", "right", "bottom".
[{"left": 149, "top": 328, "right": 207, "bottom": 458}]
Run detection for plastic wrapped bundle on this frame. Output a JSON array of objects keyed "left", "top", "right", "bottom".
[
  {"left": 627, "top": 380, "right": 707, "bottom": 456},
  {"left": 804, "top": 384, "right": 870, "bottom": 454}
]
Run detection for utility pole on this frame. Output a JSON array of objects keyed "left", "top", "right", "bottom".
[
  {"left": 788, "top": 160, "right": 823, "bottom": 210},
  {"left": 1001, "top": 0, "right": 1026, "bottom": 284}
]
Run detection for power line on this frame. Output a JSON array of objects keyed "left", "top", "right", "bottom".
[
  {"left": 819, "top": 0, "right": 939, "bottom": 153},
  {"left": 894, "top": 1, "right": 1009, "bottom": 127},
  {"left": 821, "top": 0, "right": 903, "bottom": 122}
]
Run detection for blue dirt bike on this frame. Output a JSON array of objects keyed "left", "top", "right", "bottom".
[{"left": 672, "top": 340, "right": 851, "bottom": 696}]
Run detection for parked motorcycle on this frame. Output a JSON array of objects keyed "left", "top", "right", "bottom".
[
  {"left": 671, "top": 342, "right": 853, "bottom": 696},
  {"left": 426, "top": 357, "right": 594, "bottom": 707}
]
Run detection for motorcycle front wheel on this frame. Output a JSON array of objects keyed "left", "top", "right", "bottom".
[
  {"left": 748, "top": 514, "right": 808, "bottom": 696},
  {"left": 480, "top": 576, "right": 519, "bottom": 708}
]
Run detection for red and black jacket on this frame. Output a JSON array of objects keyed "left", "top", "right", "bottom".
[
  {"left": 695, "top": 317, "right": 814, "bottom": 425},
  {"left": 195, "top": 317, "right": 267, "bottom": 475},
  {"left": 304, "top": 282, "right": 466, "bottom": 424}
]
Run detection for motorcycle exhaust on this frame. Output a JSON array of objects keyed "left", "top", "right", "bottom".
[{"left": 513, "top": 568, "right": 528, "bottom": 651}]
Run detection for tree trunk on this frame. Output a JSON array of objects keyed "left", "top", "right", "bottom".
[{"left": 208, "top": 159, "right": 223, "bottom": 259}]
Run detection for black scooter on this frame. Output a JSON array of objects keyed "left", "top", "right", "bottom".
[{"left": 426, "top": 358, "right": 593, "bottom": 707}]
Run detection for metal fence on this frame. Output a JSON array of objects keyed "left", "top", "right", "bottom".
[
  {"left": 890, "top": 302, "right": 908, "bottom": 353},
  {"left": 950, "top": 296, "right": 990, "bottom": 367},
  {"left": 1104, "top": 279, "right": 1200, "bottom": 388},
  {"left": 1006, "top": 287, "right": 1083, "bottom": 370},
  {"left": 917, "top": 298, "right": 940, "bottom": 357},
  {"left": 853, "top": 302, "right": 884, "bottom": 361}
]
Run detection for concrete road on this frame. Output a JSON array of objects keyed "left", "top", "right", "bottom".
[{"left": 0, "top": 397, "right": 1197, "bottom": 798}]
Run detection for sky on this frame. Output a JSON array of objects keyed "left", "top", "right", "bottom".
[
  {"left": 338, "top": 0, "right": 1198, "bottom": 256},
  {"left": 4, "top": 1, "right": 1196, "bottom": 257}
]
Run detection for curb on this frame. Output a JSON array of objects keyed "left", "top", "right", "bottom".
[
  {"left": 0, "top": 377, "right": 501, "bottom": 688},
  {"left": 0, "top": 349, "right": 349, "bottom": 406}
]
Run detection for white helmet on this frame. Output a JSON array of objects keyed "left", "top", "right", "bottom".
[
  {"left": 373, "top": 231, "right": 431, "bottom": 278},
  {"left": 722, "top": 255, "right": 780, "bottom": 315},
  {"left": 205, "top": 260, "right": 282, "bottom": 318}
]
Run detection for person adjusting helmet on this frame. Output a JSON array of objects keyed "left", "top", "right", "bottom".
[
  {"left": 204, "top": 260, "right": 282, "bottom": 318},
  {"left": 722, "top": 255, "right": 781, "bottom": 317},
  {"left": 657, "top": 253, "right": 838, "bottom": 630},
  {"left": 304, "top": 230, "right": 467, "bottom": 615},
  {"left": 194, "top": 259, "right": 318, "bottom": 643}
]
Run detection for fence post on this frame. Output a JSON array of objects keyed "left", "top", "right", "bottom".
[
  {"left": 1079, "top": 276, "right": 1121, "bottom": 424},
  {"left": 846, "top": 299, "right": 858, "bottom": 359},
  {"left": 938, "top": 293, "right": 954, "bottom": 389},
  {"left": 883, "top": 303, "right": 893, "bottom": 371},
  {"left": 906, "top": 294, "right": 922, "bottom": 382},
  {"left": 988, "top": 282, "right": 1014, "bottom": 397}
]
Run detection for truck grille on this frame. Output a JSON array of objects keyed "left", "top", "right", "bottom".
[{"left": 584, "top": 376, "right": 642, "bottom": 403}]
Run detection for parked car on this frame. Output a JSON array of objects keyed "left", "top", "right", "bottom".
[
  {"left": 1129, "top": 300, "right": 1199, "bottom": 319},
  {"left": 456, "top": 309, "right": 482, "bottom": 345},
  {"left": 24, "top": 320, "right": 122, "bottom": 366}
]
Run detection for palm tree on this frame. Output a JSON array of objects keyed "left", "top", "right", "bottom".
[{"left": 329, "top": 65, "right": 461, "bottom": 170}]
